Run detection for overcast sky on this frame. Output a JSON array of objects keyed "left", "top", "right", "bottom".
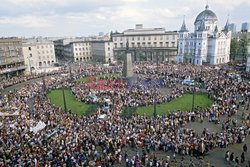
[{"left": 0, "top": 0, "right": 249, "bottom": 37}]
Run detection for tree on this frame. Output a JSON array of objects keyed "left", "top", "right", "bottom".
[
  {"left": 138, "top": 52, "right": 147, "bottom": 61},
  {"left": 230, "top": 38, "right": 239, "bottom": 61},
  {"left": 116, "top": 52, "right": 124, "bottom": 62},
  {"left": 239, "top": 33, "right": 248, "bottom": 62},
  {"left": 183, "top": 53, "right": 189, "bottom": 63}
]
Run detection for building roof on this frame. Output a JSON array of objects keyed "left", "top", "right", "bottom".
[
  {"left": 194, "top": 5, "right": 218, "bottom": 24},
  {"left": 179, "top": 18, "right": 189, "bottom": 32}
]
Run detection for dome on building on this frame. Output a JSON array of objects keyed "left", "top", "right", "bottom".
[{"left": 194, "top": 5, "right": 218, "bottom": 24}]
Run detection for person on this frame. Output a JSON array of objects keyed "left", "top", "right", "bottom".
[
  {"left": 225, "top": 151, "right": 230, "bottom": 162},
  {"left": 243, "top": 144, "right": 248, "bottom": 152},
  {"left": 230, "top": 152, "right": 234, "bottom": 162},
  {"left": 241, "top": 152, "right": 245, "bottom": 163},
  {"left": 235, "top": 157, "right": 239, "bottom": 164}
]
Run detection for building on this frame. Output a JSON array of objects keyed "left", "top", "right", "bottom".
[
  {"left": 246, "top": 35, "right": 250, "bottom": 72},
  {"left": 91, "top": 41, "right": 114, "bottom": 63},
  {"left": 241, "top": 22, "right": 250, "bottom": 32},
  {"left": 69, "top": 41, "right": 93, "bottom": 62},
  {"left": 0, "top": 37, "right": 26, "bottom": 78},
  {"left": 22, "top": 39, "right": 56, "bottom": 73},
  {"left": 112, "top": 24, "right": 178, "bottom": 62},
  {"left": 177, "top": 5, "right": 231, "bottom": 65},
  {"left": 228, "top": 23, "right": 237, "bottom": 33},
  {"left": 54, "top": 37, "right": 86, "bottom": 64}
]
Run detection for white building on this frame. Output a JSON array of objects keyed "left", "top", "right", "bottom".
[
  {"left": 112, "top": 24, "right": 178, "bottom": 62},
  {"left": 92, "top": 41, "right": 114, "bottom": 63},
  {"left": 177, "top": 5, "right": 231, "bottom": 65},
  {"left": 70, "top": 41, "right": 93, "bottom": 62},
  {"left": 22, "top": 39, "right": 56, "bottom": 73}
]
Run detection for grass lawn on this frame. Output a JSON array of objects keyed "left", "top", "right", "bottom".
[
  {"left": 137, "top": 93, "right": 213, "bottom": 116},
  {"left": 75, "top": 72, "right": 122, "bottom": 83},
  {"left": 47, "top": 89, "right": 90, "bottom": 115}
]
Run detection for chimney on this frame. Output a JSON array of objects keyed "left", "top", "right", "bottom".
[{"left": 135, "top": 24, "right": 143, "bottom": 29}]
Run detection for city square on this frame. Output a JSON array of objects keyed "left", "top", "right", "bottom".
[{"left": 0, "top": 0, "right": 250, "bottom": 167}]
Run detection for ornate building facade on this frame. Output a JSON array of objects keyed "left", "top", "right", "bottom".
[
  {"left": 112, "top": 24, "right": 178, "bottom": 63},
  {"left": 177, "top": 5, "right": 231, "bottom": 65}
]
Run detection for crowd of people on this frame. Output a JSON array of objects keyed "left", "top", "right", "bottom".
[{"left": 0, "top": 62, "right": 250, "bottom": 166}]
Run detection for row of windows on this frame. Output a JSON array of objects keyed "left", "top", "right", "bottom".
[
  {"left": 38, "top": 60, "right": 55, "bottom": 67},
  {"left": 36, "top": 45, "right": 53, "bottom": 49},
  {"left": 75, "top": 52, "right": 91, "bottom": 56},
  {"left": 75, "top": 57, "right": 92, "bottom": 62},
  {"left": 114, "top": 42, "right": 176, "bottom": 48},
  {"left": 113, "top": 35, "right": 176, "bottom": 42},
  {"left": 37, "top": 50, "right": 54, "bottom": 54},
  {"left": 75, "top": 47, "right": 90, "bottom": 51},
  {"left": 74, "top": 43, "right": 90, "bottom": 47}
]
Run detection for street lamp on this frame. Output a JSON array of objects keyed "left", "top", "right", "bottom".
[
  {"left": 62, "top": 88, "right": 67, "bottom": 112},
  {"left": 247, "top": 92, "right": 250, "bottom": 111},
  {"left": 192, "top": 79, "right": 196, "bottom": 112},
  {"left": 153, "top": 51, "right": 159, "bottom": 118}
]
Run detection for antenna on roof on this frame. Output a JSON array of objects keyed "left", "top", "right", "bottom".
[{"left": 205, "top": 0, "right": 209, "bottom": 9}]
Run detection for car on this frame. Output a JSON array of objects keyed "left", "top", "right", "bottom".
[{"left": 182, "top": 79, "right": 195, "bottom": 86}]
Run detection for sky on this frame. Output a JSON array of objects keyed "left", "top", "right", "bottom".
[{"left": 0, "top": 0, "right": 249, "bottom": 37}]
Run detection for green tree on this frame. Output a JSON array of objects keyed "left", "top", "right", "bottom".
[
  {"left": 230, "top": 38, "right": 239, "bottom": 61},
  {"left": 239, "top": 33, "right": 248, "bottom": 62},
  {"left": 116, "top": 52, "right": 124, "bottom": 62},
  {"left": 183, "top": 53, "right": 189, "bottom": 63},
  {"left": 138, "top": 52, "right": 147, "bottom": 61}
]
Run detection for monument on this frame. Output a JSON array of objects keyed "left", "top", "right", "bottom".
[{"left": 122, "top": 41, "right": 134, "bottom": 77}]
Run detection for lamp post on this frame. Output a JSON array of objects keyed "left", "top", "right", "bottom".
[
  {"left": 62, "top": 88, "right": 67, "bottom": 112},
  {"left": 153, "top": 51, "right": 159, "bottom": 118},
  {"left": 192, "top": 79, "right": 195, "bottom": 112},
  {"left": 247, "top": 92, "right": 250, "bottom": 111}
]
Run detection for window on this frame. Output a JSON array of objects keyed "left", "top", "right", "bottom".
[
  {"left": 75, "top": 48, "right": 78, "bottom": 51},
  {"left": 143, "top": 37, "right": 145, "bottom": 40},
  {"left": 114, "top": 37, "right": 117, "bottom": 41},
  {"left": 166, "top": 35, "right": 169, "bottom": 40},
  {"left": 37, "top": 46, "right": 40, "bottom": 49},
  {"left": 29, "top": 53, "right": 32, "bottom": 57},
  {"left": 160, "top": 42, "right": 163, "bottom": 47},
  {"left": 28, "top": 47, "right": 31, "bottom": 51},
  {"left": 132, "top": 37, "right": 134, "bottom": 41},
  {"left": 108, "top": 47, "right": 110, "bottom": 51},
  {"left": 166, "top": 42, "right": 169, "bottom": 47},
  {"left": 160, "top": 36, "right": 163, "bottom": 40},
  {"left": 171, "top": 42, "right": 175, "bottom": 47},
  {"left": 137, "top": 37, "right": 140, "bottom": 40},
  {"left": 148, "top": 36, "right": 151, "bottom": 40},
  {"left": 154, "top": 36, "right": 157, "bottom": 40},
  {"left": 172, "top": 35, "right": 175, "bottom": 40}
]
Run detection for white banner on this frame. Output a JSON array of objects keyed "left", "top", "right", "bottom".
[{"left": 30, "top": 121, "right": 46, "bottom": 134}]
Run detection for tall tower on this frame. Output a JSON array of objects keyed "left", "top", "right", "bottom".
[
  {"left": 122, "top": 41, "right": 134, "bottom": 77},
  {"left": 177, "top": 16, "right": 189, "bottom": 63}
]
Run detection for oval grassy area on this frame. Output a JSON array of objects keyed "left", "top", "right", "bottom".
[
  {"left": 47, "top": 89, "right": 91, "bottom": 115},
  {"left": 137, "top": 93, "right": 213, "bottom": 116}
]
